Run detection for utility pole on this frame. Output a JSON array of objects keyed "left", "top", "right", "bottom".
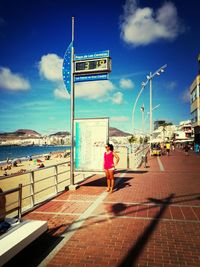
[
  {"left": 70, "top": 17, "right": 75, "bottom": 189},
  {"left": 149, "top": 72, "right": 153, "bottom": 142}
]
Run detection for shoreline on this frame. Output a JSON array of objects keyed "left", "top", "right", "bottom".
[
  {"left": 0, "top": 150, "right": 70, "bottom": 177},
  {"left": 0, "top": 145, "right": 71, "bottom": 164}
]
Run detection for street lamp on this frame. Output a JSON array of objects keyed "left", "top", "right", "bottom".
[
  {"left": 140, "top": 104, "right": 145, "bottom": 148},
  {"left": 145, "top": 104, "right": 160, "bottom": 137},
  {"left": 140, "top": 104, "right": 145, "bottom": 138},
  {"left": 132, "top": 80, "right": 148, "bottom": 134},
  {"left": 145, "top": 64, "right": 167, "bottom": 142},
  {"left": 131, "top": 64, "right": 167, "bottom": 138}
]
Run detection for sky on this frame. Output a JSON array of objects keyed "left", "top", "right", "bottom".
[{"left": 0, "top": 0, "right": 200, "bottom": 135}]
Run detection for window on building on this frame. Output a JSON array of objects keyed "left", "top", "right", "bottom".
[
  {"left": 191, "top": 86, "right": 197, "bottom": 103},
  {"left": 198, "top": 108, "right": 200, "bottom": 121},
  {"left": 191, "top": 109, "right": 197, "bottom": 123}
]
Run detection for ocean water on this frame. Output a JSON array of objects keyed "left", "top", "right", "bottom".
[{"left": 0, "top": 145, "right": 70, "bottom": 162}]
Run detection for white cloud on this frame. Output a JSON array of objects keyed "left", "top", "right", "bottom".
[
  {"left": 182, "top": 89, "right": 190, "bottom": 103},
  {"left": 75, "top": 80, "right": 115, "bottom": 100},
  {"left": 20, "top": 101, "right": 52, "bottom": 109},
  {"left": 120, "top": 78, "right": 134, "bottom": 89},
  {"left": 0, "top": 67, "right": 30, "bottom": 90},
  {"left": 120, "top": 0, "right": 184, "bottom": 46},
  {"left": 54, "top": 80, "right": 116, "bottom": 102},
  {"left": 111, "top": 116, "right": 129, "bottom": 122},
  {"left": 39, "top": 54, "right": 63, "bottom": 81},
  {"left": 112, "top": 92, "right": 124, "bottom": 104},
  {"left": 54, "top": 87, "right": 70, "bottom": 100}
]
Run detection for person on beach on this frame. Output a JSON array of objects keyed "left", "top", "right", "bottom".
[{"left": 104, "top": 143, "right": 120, "bottom": 193}]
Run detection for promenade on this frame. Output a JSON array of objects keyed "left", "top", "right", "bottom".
[{"left": 4, "top": 149, "right": 200, "bottom": 267}]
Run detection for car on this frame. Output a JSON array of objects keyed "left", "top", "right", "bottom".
[{"left": 151, "top": 147, "right": 161, "bottom": 156}]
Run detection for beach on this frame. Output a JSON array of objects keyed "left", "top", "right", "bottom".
[
  {"left": 0, "top": 150, "right": 73, "bottom": 215},
  {"left": 0, "top": 150, "right": 70, "bottom": 177}
]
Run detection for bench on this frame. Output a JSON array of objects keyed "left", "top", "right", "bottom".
[{"left": 0, "top": 184, "right": 48, "bottom": 266}]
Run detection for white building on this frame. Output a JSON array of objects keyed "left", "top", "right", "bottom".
[{"left": 174, "top": 120, "right": 194, "bottom": 143}]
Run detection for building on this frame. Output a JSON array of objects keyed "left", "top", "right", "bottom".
[
  {"left": 152, "top": 124, "right": 177, "bottom": 143},
  {"left": 190, "top": 54, "right": 200, "bottom": 144},
  {"left": 154, "top": 120, "right": 166, "bottom": 130},
  {"left": 174, "top": 120, "right": 194, "bottom": 143}
]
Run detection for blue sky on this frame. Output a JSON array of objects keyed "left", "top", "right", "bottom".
[{"left": 0, "top": 0, "right": 200, "bottom": 135}]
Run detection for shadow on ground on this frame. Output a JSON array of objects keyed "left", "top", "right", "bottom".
[
  {"left": 3, "top": 232, "right": 64, "bottom": 267},
  {"left": 81, "top": 176, "right": 133, "bottom": 187}
]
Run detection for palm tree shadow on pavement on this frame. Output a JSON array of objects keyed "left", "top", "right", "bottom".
[{"left": 117, "top": 193, "right": 175, "bottom": 267}]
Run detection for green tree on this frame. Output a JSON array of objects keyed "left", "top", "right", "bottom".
[
  {"left": 139, "top": 137, "right": 143, "bottom": 144},
  {"left": 128, "top": 135, "right": 137, "bottom": 144},
  {"left": 144, "top": 136, "right": 149, "bottom": 143}
]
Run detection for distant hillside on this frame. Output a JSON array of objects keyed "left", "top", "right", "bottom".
[
  {"left": 49, "top": 128, "right": 130, "bottom": 137},
  {"left": 49, "top": 131, "right": 70, "bottom": 137},
  {"left": 0, "top": 127, "right": 130, "bottom": 140},
  {"left": 109, "top": 127, "right": 131, "bottom": 137},
  {"left": 0, "top": 129, "right": 41, "bottom": 139}
]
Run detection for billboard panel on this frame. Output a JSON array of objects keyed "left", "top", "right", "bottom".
[
  {"left": 74, "top": 118, "right": 109, "bottom": 172},
  {"left": 74, "top": 57, "right": 111, "bottom": 75}
]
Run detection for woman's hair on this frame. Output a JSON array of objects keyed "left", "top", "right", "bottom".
[{"left": 107, "top": 143, "right": 114, "bottom": 151}]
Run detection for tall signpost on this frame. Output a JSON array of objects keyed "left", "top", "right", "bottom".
[
  {"left": 70, "top": 17, "right": 75, "bottom": 189},
  {"left": 62, "top": 17, "right": 112, "bottom": 189}
]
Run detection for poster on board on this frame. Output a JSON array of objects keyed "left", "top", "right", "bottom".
[{"left": 74, "top": 117, "right": 109, "bottom": 172}]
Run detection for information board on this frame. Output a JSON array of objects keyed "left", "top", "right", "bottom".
[
  {"left": 74, "top": 74, "right": 108, "bottom": 83},
  {"left": 74, "top": 57, "right": 111, "bottom": 75},
  {"left": 75, "top": 50, "right": 109, "bottom": 61},
  {"left": 74, "top": 118, "right": 109, "bottom": 172}
]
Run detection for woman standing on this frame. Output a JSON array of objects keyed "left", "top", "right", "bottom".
[{"left": 104, "top": 143, "right": 120, "bottom": 193}]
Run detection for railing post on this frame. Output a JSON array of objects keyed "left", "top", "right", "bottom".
[
  {"left": 30, "top": 171, "right": 35, "bottom": 208},
  {"left": 127, "top": 146, "right": 129, "bottom": 169},
  {"left": 54, "top": 165, "right": 58, "bottom": 194},
  {"left": 18, "top": 183, "right": 22, "bottom": 221}
]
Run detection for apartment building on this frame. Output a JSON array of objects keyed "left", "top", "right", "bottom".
[{"left": 190, "top": 54, "right": 200, "bottom": 144}]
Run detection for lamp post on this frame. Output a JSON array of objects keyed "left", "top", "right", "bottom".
[
  {"left": 131, "top": 64, "right": 167, "bottom": 140},
  {"left": 146, "top": 64, "right": 167, "bottom": 142},
  {"left": 132, "top": 81, "right": 148, "bottom": 134},
  {"left": 140, "top": 104, "right": 145, "bottom": 144},
  {"left": 145, "top": 104, "right": 160, "bottom": 125}
]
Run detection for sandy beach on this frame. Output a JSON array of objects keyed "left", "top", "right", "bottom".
[
  {"left": 0, "top": 151, "right": 70, "bottom": 177},
  {"left": 0, "top": 151, "right": 72, "bottom": 215}
]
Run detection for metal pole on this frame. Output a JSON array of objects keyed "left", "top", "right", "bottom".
[
  {"left": 149, "top": 72, "right": 152, "bottom": 142},
  {"left": 140, "top": 104, "right": 145, "bottom": 145},
  {"left": 70, "top": 17, "right": 75, "bottom": 187},
  {"left": 131, "top": 83, "right": 147, "bottom": 134}
]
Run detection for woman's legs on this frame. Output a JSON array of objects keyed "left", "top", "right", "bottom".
[
  {"left": 105, "top": 170, "right": 111, "bottom": 191},
  {"left": 108, "top": 169, "right": 114, "bottom": 193}
]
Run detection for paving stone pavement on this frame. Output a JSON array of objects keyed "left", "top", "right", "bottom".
[{"left": 3, "top": 149, "right": 200, "bottom": 267}]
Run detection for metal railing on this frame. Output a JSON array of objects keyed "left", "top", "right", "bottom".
[
  {"left": 129, "top": 145, "right": 149, "bottom": 169},
  {"left": 0, "top": 161, "right": 72, "bottom": 216},
  {"left": 0, "top": 146, "right": 150, "bottom": 217},
  {"left": 0, "top": 184, "right": 22, "bottom": 221}
]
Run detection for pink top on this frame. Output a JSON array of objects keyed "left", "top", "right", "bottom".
[{"left": 104, "top": 151, "right": 114, "bottom": 169}]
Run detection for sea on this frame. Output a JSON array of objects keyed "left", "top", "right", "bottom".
[{"left": 0, "top": 145, "right": 70, "bottom": 163}]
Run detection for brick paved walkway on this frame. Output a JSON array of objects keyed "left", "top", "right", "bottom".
[{"left": 4, "top": 149, "right": 200, "bottom": 267}]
